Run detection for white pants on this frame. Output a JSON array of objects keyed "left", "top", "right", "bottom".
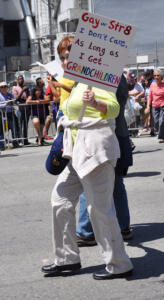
[{"left": 51, "top": 161, "right": 133, "bottom": 274}]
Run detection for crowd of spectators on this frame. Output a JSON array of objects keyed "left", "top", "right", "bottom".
[
  {"left": 1, "top": 66, "right": 164, "bottom": 152},
  {"left": 0, "top": 74, "right": 60, "bottom": 150},
  {"left": 124, "top": 68, "right": 164, "bottom": 143}
]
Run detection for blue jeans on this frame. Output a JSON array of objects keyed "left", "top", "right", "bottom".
[{"left": 76, "top": 173, "right": 130, "bottom": 237}]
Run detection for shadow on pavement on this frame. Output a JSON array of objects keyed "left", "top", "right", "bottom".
[
  {"left": 126, "top": 171, "right": 161, "bottom": 177},
  {"left": 0, "top": 154, "right": 19, "bottom": 158},
  {"left": 127, "top": 222, "right": 164, "bottom": 280},
  {"left": 133, "top": 149, "right": 162, "bottom": 154},
  {"left": 43, "top": 223, "right": 164, "bottom": 280}
]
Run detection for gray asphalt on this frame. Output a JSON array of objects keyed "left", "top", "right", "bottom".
[{"left": 0, "top": 134, "right": 164, "bottom": 300}]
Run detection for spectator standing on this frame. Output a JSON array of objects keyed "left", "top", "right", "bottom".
[
  {"left": 0, "top": 82, "right": 19, "bottom": 148},
  {"left": 26, "top": 87, "right": 49, "bottom": 146},
  {"left": 141, "top": 79, "right": 151, "bottom": 133},
  {"left": 146, "top": 68, "right": 164, "bottom": 142},
  {"left": 44, "top": 74, "right": 60, "bottom": 135},
  {"left": 128, "top": 73, "right": 144, "bottom": 132},
  {"left": 12, "top": 75, "right": 31, "bottom": 145}
]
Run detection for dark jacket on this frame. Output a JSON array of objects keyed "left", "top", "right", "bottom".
[{"left": 115, "top": 74, "right": 133, "bottom": 175}]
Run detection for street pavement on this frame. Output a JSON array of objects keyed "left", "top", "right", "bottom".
[{"left": 0, "top": 134, "right": 164, "bottom": 300}]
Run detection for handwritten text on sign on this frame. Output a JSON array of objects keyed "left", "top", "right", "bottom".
[{"left": 64, "top": 12, "right": 136, "bottom": 92}]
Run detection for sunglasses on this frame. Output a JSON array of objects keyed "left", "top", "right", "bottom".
[{"left": 0, "top": 86, "right": 8, "bottom": 88}]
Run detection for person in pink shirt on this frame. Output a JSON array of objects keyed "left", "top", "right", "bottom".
[
  {"left": 146, "top": 69, "right": 164, "bottom": 143},
  {"left": 12, "top": 75, "right": 31, "bottom": 145}
]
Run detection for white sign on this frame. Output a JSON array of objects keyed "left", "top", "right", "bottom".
[
  {"left": 136, "top": 55, "right": 148, "bottom": 64},
  {"left": 35, "top": 60, "right": 64, "bottom": 79},
  {"left": 64, "top": 11, "right": 136, "bottom": 92}
]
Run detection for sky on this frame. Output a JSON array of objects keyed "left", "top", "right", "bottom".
[{"left": 93, "top": 0, "right": 164, "bottom": 54}]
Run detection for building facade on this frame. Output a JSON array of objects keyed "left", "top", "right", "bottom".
[{"left": 1, "top": 0, "right": 164, "bottom": 82}]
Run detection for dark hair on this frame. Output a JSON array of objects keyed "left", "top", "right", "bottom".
[
  {"left": 36, "top": 77, "right": 42, "bottom": 86},
  {"left": 17, "top": 75, "right": 24, "bottom": 80},
  {"left": 47, "top": 73, "right": 56, "bottom": 81},
  {"left": 31, "top": 87, "right": 43, "bottom": 99}
]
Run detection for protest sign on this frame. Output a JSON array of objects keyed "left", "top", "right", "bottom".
[
  {"left": 64, "top": 11, "right": 136, "bottom": 93},
  {"left": 36, "top": 60, "right": 63, "bottom": 79}
]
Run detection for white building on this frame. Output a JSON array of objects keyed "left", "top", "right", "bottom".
[
  {"left": 0, "top": 0, "right": 31, "bottom": 80},
  {"left": 0, "top": 0, "right": 92, "bottom": 81}
]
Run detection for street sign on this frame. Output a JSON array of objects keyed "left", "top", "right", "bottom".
[
  {"left": 136, "top": 55, "right": 149, "bottom": 64},
  {"left": 64, "top": 11, "right": 136, "bottom": 92}
]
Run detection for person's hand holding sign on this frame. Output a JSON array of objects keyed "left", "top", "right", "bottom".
[{"left": 82, "top": 89, "right": 107, "bottom": 115}]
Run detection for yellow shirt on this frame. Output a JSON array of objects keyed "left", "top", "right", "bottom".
[
  {"left": 62, "top": 83, "right": 120, "bottom": 142},
  {"left": 58, "top": 77, "right": 75, "bottom": 110}
]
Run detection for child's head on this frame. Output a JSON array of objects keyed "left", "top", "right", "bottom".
[{"left": 57, "top": 36, "right": 74, "bottom": 69}]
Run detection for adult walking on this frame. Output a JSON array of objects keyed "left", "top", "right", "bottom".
[
  {"left": 76, "top": 74, "right": 133, "bottom": 246},
  {"left": 145, "top": 68, "right": 164, "bottom": 143},
  {"left": 42, "top": 36, "right": 133, "bottom": 280}
]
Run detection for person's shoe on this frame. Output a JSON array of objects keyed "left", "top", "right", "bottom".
[
  {"left": 130, "top": 139, "right": 136, "bottom": 151},
  {"left": 159, "top": 139, "right": 164, "bottom": 143},
  {"left": 150, "top": 130, "right": 156, "bottom": 137},
  {"left": 41, "top": 138, "right": 49, "bottom": 146},
  {"left": 12, "top": 143, "right": 20, "bottom": 148},
  {"left": 0, "top": 146, "right": 5, "bottom": 151},
  {"left": 24, "top": 141, "right": 31, "bottom": 146},
  {"left": 77, "top": 235, "right": 97, "bottom": 247},
  {"left": 41, "top": 262, "right": 81, "bottom": 275},
  {"left": 45, "top": 135, "right": 53, "bottom": 140},
  {"left": 93, "top": 268, "right": 133, "bottom": 280},
  {"left": 121, "top": 227, "right": 133, "bottom": 241},
  {"left": 141, "top": 128, "right": 148, "bottom": 133}
]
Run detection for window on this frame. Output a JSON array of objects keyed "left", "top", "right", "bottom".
[{"left": 3, "top": 21, "right": 20, "bottom": 47}]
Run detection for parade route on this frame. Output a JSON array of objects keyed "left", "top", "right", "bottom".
[{"left": 0, "top": 135, "right": 164, "bottom": 300}]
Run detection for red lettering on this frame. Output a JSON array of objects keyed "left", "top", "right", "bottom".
[
  {"left": 109, "top": 20, "right": 115, "bottom": 30},
  {"left": 72, "top": 63, "right": 78, "bottom": 71},
  {"left": 119, "top": 25, "right": 125, "bottom": 32},
  {"left": 81, "top": 12, "right": 89, "bottom": 22},
  {"left": 67, "top": 61, "right": 73, "bottom": 70},
  {"left": 109, "top": 19, "right": 132, "bottom": 35},
  {"left": 88, "top": 56, "right": 102, "bottom": 65},
  {"left": 115, "top": 22, "right": 120, "bottom": 31},
  {"left": 124, "top": 25, "right": 132, "bottom": 35}
]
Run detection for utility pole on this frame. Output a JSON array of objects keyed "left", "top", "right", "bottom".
[
  {"left": 48, "top": 0, "right": 55, "bottom": 60},
  {"left": 88, "top": 0, "right": 95, "bottom": 13},
  {"left": 155, "top": 40, "right": 159, "bottom": 68}
]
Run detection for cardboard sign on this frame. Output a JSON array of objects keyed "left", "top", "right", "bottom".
[
  {"left": 36, "top": 60, "right": 64, "bottom": 79},
  {"left": 64, "top": 11, "right": 136, "bottom": 92}
]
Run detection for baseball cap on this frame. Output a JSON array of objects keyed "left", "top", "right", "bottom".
[{"left": 0, "top": 81, "right": 8, "bottom": 87}]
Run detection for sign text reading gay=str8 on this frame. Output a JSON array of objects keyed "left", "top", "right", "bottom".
[{"left": 64, "top": 11, "right": 136, "bottom": 92}]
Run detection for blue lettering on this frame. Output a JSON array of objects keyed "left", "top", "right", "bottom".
[
  {"left": 80, "top": 27, "right": 85, "bottom": 34},
  {"left": 101, "top": 22, "right": 107, "bottom": 26}
]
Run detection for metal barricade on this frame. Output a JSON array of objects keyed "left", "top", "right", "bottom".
[{"left": 0, "top": 102, "right": 57, "bottom": 149}]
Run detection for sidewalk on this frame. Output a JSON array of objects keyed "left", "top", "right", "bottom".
[{"left": 0, "top": 134, "right": 164, "bottom": 300}]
